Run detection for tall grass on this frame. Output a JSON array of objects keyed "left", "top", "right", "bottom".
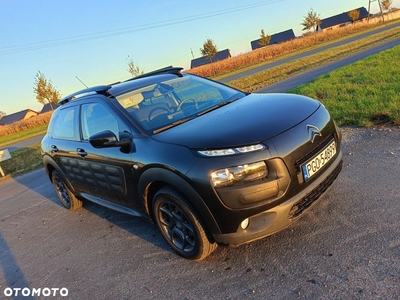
[
  {"left": 187, "top": 19, "right": 399, "bottom": 78},
  {"left": 0, "top": 112, "right": 51, "bottom": 147},
  {"left": 0, "top": 112, "right": 51, "bottom": 137}
]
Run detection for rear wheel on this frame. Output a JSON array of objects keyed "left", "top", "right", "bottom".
[
  {"left": 51, "top": 171, "right": 83, "bottom": 210},
  {"left": 153, "top": 186, "right": 217, "bottom": 260}
]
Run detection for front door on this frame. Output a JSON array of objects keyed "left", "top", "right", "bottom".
[{"left": 74, "top": 101, "right": 138, "bottom": 208}]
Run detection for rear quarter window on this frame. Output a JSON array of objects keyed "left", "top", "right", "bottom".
[{"left": 51, "top": 106, "right": 79, "bottom": 141}]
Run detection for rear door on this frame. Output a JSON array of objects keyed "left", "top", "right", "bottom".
[{"left": 49, "top": 105, "right": 84, "bottom": 190}]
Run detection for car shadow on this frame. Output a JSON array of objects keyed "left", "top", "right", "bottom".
[
  {"left": 75, "top": 200, "right": 171, "bottom": 253},
  {"left": 13, "top": 169, "right": 172, "bottom": 255}
]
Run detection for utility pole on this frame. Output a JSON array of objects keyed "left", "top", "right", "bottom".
[
  {"left": 368, "top": 0, "right": 371, "bottom": 22},
  {"left": 368, "top": 0, "right": 385, "bottom": 22},
  {"left": 190, "top": 48, "right": 195, "bottom": 59},
  {"left": 378, "top": 0, "right": 384, "bottom": 21}
]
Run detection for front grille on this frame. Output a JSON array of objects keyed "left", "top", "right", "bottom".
[{"left": 289, "top": 160, "right": 343, "bottom": 218}]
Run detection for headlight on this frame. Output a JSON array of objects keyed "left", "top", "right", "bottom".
[
  {"left": 198, "top": 144, "right": 264, "bottom": 156},
  {"left": 211, "top": 161, "right": 268, "bottom": 188}
]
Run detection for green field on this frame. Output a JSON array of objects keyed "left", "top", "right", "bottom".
[{"left": 290, "top": 45, "right": 400, "bottom": 127}]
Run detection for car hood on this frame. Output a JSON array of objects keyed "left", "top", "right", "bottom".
[{"left": 152, "top": 93, "right": 320, "bottom": 149}]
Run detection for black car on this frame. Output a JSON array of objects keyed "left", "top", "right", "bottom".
[{"left": 41, "top": 66, "right": 343, "bottom": 260}]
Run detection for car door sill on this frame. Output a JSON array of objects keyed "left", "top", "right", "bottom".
[{"left": 80, "top": 192, "right": 148, "bottom": 219}]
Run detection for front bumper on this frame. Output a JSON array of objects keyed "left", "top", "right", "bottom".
[{"left": 213, "top": 151, "right": 343, "bottom": 246}]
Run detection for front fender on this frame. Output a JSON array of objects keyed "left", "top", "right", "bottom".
[{"left": 138, "top": 167, "right": 221, "bottom": 235}]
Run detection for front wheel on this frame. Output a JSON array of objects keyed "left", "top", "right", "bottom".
[
  {"left": 153, "top": 186, "right": 217, "bottom": 260},
  {"left": 51, "top": 171, "right": 83, "bottom": 210}
]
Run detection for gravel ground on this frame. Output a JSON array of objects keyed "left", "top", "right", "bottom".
[{"left": 0, "top": 127, "right": 399, "bottom": 300}]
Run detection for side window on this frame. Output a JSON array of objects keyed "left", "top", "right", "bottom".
[
  {"left": 52, "top": 107, "right": 79, "bottom": 140},
  {"left": 81, "top": 103, "right": 119, "bottom": 140}
]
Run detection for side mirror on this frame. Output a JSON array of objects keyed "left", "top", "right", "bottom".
[{"left": 89, "top": 130, "right": 131, "bottom": 148}]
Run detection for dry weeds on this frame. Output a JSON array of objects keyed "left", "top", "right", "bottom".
[
  {"left": 0, "top": 112, "right": 52, "bottom": 137},
  {"left": 187, "top": 21, "right": 386, "bottom": 78}
]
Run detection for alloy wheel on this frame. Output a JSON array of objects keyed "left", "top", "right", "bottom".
[{"left": 158, "top": 200, "right": 196, "bottom": 253}]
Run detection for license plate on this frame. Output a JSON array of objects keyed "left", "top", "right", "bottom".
[{"left": 302, "top": 140, "right": 336, "bottom": 181}]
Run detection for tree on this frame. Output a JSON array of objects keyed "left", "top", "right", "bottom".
[
  {"left": 200, "top": 38, "right": 218, "bottom": 62},
  {"left": 33, "top": 71, "right": 61, "bottom": 110},
  {"left": 348, "top": 9, "right": 360, "bottom": 24},
  {"left": 380, "top": 0, "right": 393, "bottom": 20},
  {"left": 0, "top": 111, "right": 5, "bottom": 119},
  {"left": 126, "top": 55, "right": 144, "bottom": 77},
  {"left": 301, "top": 8, "right": 321, "bottom": 32},
  {"left": 259, "top": 29, "right": 271, "bottom": 47}
]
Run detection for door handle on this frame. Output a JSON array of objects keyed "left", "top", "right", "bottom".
[
  {"left": 51, "top": 145, "right": 59, "bottom": 152},
  {"left": 77, "top": 148, "right": 87, "bottom": 157}
]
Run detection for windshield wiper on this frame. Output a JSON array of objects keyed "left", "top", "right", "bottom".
[
  {"left": 197, "top": 98, "right": 239, "bottom": 116},
  {"left": 153, "top": 118, "right": 193, "bottom": 134}
]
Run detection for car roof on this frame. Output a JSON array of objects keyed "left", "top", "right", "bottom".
[{"left": 58, "top": 66, "right": 183, "bottom": 105}]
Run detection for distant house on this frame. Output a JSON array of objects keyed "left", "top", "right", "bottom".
[
  {"left": 316, "top": 7, "right": 369, "bottom": 31},
  {"left": 0, "top": 109, "right": 39, "bottom": 126},
  {"left": 190, "top": 49, "right": 231, "bottom": 69},
  {"left": 251, "top": 29, "right": 296, "bottom": 50},
  {"left": 40, "top": 103, "right": 59, "bottom": 113}
]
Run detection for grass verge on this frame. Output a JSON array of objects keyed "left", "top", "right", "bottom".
[
  {"left": 0, "top": 143, "right": 43, "bottom": 183},
  {"left": 290, "top": 45, "right": 400, "bottom": 127},
  {"left": 0, "top": 124, "right": 47, "bottom": 148}
]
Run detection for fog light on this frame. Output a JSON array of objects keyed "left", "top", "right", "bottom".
[{"left": 240, "top": 218, "right": 249, "bottom": 230}]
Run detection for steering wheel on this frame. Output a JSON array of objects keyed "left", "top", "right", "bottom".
[
  {"left": 177, "top": 98, "right": 198, "bottom": 111},
  {"left": 148, "top": 107, "right": 170, "bottom": 121}
]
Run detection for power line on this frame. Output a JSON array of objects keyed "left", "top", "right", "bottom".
[{"left": 0, "top": 0, "right": 283, "bottom": 55}]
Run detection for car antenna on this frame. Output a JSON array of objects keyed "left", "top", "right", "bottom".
[{"left": 75, "top": 76, "right": 88, "bottom": 88}]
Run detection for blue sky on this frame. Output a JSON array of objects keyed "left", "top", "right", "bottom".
[{"left": 1, "top": 0, "right": 398, "bottom": 115}]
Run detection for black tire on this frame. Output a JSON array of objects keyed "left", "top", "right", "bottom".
[
  {"left": 153, "top": 186, "right": 217, "bottom": 260},
  {"left": 51, "top": 171, "right": 83, "bottom": 210}
]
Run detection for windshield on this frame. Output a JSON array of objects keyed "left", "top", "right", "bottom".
[{"left": 116, "top": 73, "right": 246, "bottom": 134}]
